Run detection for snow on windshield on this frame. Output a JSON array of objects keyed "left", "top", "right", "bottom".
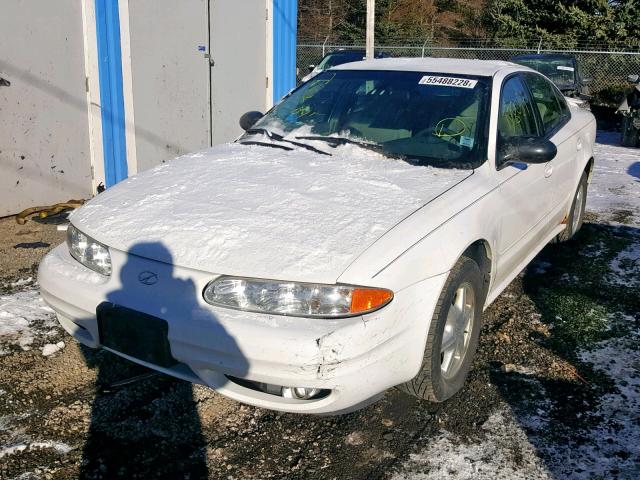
[{"left": 247, "top": 70, "right": 491, "bottom": 168}]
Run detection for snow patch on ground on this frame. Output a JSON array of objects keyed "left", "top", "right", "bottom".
[
  {"left": 2, "top": 277, "right": 34, "bottom": 290},
  {"left": 392, "top": 409, "right": 551, "bottom": 480},
  {"left": 0, "top": 290, "right": 57, "bottom": 353},
  {"left": 394, "top": 318, "right": 640, "bottom": 479},
  {"left": 607, "top": 239, "right": 640, "bottom": 287},
  {"left": 587, "top": 131, "right": 640, "bottom": 224},
  {"left": 567, "top": 326, "right": 640, "bottom": 477},
  {"left": 41, "top": 341, "right": 65, "bottom": 357},
  {"left": 514, "top": 316, "right": 640, "bottom": 479},
  {"left": 0, "top": 440, "right": 73, "bottom": 459}
]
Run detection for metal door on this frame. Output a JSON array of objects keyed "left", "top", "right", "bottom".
[
  {"left": 126, "top": 0, "right": 211, "bottom": 171},
  {"left": 209, "top": 0, "right": 268, "bottom": 144}
]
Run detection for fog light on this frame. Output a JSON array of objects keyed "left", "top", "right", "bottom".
[{"left": 281, "top": 386, "right": 321, "bottom": 400}]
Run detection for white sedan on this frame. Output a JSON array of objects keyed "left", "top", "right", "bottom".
[{"left": 38, "top": 58, "right": 596, "bottom": 414}]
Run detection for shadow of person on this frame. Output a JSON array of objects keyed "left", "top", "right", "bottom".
[
  {"left": 628, "top": 161, "right": 640, "bottom": 182},
  {"left": 78, "top": 242, "right": 249, "bottom": 479}
]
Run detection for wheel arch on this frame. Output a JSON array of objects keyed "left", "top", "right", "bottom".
[
  {"left": 459, "top": 239, "right": 492, "bottom": 301},
  {"left": 584, "top": 156, "right": 595, "bottom": 183}
]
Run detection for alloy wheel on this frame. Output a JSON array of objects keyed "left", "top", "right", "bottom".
[{"left": 441, "top": 282, "right": 475, "bottom": 380}]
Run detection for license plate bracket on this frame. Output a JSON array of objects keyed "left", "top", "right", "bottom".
[{"left": 97, "top": 302, "right": 178, "bottom": 368}]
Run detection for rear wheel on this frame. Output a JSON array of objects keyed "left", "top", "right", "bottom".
[
  {"left": 556, "top": 172, "right": 587, "bottom": 243},
  {"left": 399, "top": 256, "right": 484, "bottom": 402}
]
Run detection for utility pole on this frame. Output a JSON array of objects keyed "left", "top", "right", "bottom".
[{"left": 366, "top": 0, "right": 375, "bottom": 60}]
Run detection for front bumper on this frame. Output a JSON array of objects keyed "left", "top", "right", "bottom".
[{"left": 38, "top": 244, "right": 446, "bottom": 414}]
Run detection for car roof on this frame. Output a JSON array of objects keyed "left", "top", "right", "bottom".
[{"left": 332, "top": 57, "right": 517, "bottom": 76}]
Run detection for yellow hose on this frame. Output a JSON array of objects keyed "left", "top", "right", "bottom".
[{"left": 16, "top": 199, "right": 85, "bottom": 225}]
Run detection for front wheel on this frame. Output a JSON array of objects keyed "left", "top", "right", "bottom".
[{"left": 399, "top": 256, "right": 484, "bottom": 402}]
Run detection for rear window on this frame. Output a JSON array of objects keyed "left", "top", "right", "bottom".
[
  {"left": 317, "top": 52, "right": 365, "bottom": 70},
  {"left": 515, "top": 57, "right": 577, "bottom": 88}
]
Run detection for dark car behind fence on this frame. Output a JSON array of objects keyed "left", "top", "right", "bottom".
[{"left": 297, "top": 40, "right": 640, "bottom": 108}]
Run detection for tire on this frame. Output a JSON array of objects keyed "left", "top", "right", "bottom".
[
  {"left": 399, "top": 256, "right": 484, "bottom": 402},
  {"left": 621, "top": 115, "right": 640, "bottom": 148},
  {"left": 556, "top": 172, "right": 587, "bottom": 243}
]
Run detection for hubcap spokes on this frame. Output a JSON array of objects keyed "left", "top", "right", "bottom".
[{"left": 441, "top": 283, "right": 475, "bottom": 379}]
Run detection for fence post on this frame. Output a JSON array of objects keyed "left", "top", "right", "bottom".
[
  {"left": 422, "top": 39, "right": 429, "bottom": 58},
  {"left": 366, "top": 0, "right": 375, "bottom": 59}
]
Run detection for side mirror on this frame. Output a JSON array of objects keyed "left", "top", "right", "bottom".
[
  {"left": 498, "top": 136, "right": 557, "bottom": 166},
  {"left": 239, "top": 111, "right": 263, "bottom": 131},
  {"left": 627, "top": 74, "right": 639, "bottom": 83},
  {"left": 308, "top": 64, "right": 316, "bottom": 72},
  {"left": 581, "top": 77, "right": 593, "bottom": 85}
]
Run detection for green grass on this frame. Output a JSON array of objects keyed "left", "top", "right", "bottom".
[{"left": 523, "top": 222, "right": 640, "bottom": 358}]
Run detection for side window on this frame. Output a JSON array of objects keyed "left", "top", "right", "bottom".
[
  {"left": 498, "top": 76, "right": 538, "bottom": 139},
  {"left": 554, "top": 88, "right": 570, "bottom": 118},
  {"left": 524, "top": 73, "right": 567, "bottom": 133}
]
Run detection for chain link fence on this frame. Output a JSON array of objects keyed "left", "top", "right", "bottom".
[{"left": 297, "top": 42, "right": 640, "bottom": 106}]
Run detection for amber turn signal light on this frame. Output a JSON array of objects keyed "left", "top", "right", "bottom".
[{"left": 350, "top": 288, "right": 393, "bottom": 314}]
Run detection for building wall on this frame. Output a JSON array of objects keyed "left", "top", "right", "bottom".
[
  {"left": 0, "top": 0, "right": 297, "bottom": 216},
  {"left": 0, "top": 1, "right": 92, "bottom": 217}
]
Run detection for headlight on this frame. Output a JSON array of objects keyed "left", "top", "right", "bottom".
[
  {"left": 66, "top": 224, "right": 111, "bottom": 276},
  {"left": 203, "top": 276, "right": 393, "bottom": 318}
]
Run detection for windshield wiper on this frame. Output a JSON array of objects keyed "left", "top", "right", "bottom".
[
  {"left": 243, "top": 128, "right": 331, "bottom": 156},
  {"left": 239, "top": 140, "right": 293, "bottom": 151},
  {"left": 294, "top": 135, "right": 406, "bottom": 159}
]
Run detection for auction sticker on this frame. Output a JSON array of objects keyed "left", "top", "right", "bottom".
[{"left": 419, "top": 75, "right": 477, "bottom": 88}]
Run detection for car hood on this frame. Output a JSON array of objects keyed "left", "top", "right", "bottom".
[{"left": 71, "top": 143, "right": 471, "bottom": 283}]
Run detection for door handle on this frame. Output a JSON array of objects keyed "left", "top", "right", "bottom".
[{"left": 544, "top": 165, "right": 553, "bottom": 177}]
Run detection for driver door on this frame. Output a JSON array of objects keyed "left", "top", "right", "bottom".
[{"left": 493, "top": 75, "right": 553, "bottom": 287}]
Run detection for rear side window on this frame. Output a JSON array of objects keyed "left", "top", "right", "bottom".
[
  {"left": 524, "top": 73, "right": 569, "bottom": 134},
  {"left": 498, "top": 76, "right": 538, "bottom": 138},
  {"left": 553, "top": 87, "right": 571, "bottom": 117}
]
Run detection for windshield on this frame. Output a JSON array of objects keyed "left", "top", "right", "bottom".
[
  {"left": 248, "top": 70, "right": 491, "bottom": 168},
  {"left": 515, "top": 57, "right": 577, "bottom": 88},
  {"left": 316, "top": 52, "right": 365, "bottom": 71}
]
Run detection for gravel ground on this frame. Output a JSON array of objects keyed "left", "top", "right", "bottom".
[
  {"left": 0, "top": 134, "right": 638, "bottom": 479},
  {"left": 0, "top": 215, "right": 65, "bottom": 285}
]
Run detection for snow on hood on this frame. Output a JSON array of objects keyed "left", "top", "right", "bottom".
[{"left": 72, "top": 143, "right": 471, "bottom": 283}]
